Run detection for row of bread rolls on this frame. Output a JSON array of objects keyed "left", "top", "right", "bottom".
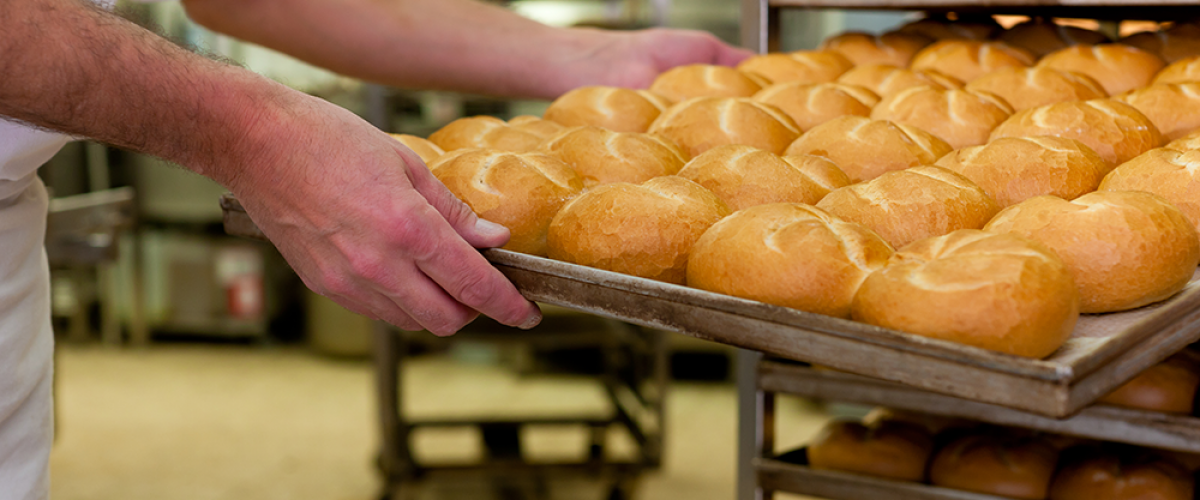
[
  {"left": 1098, "top": 353, "right": 1200, "bottom": 414},
  {"left": 805, "top": 413, "right": 1197, "bottom": 500}
]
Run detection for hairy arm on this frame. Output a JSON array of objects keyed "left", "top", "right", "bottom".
[
  {"left": 0, "top": 0, "right": 541, "bottom": 335},
  {"left": 181, "top": 0, "right": 752, "bottom": 99}
]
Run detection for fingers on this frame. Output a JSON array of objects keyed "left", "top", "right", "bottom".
[
  {"left": 404, "top": 151, "right": 512, "bottom": 249},
  {"left": 715, "top": 43, "right": 756, "bottom": 66}
]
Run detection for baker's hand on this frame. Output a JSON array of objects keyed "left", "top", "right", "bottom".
[
  {"left": 228, "top": 96, "right": 541, "bottom": 336},
  {"left": 554, "top": 27, "right": 755, "bottom": 93}
]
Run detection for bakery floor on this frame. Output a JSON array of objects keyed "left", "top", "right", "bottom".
[{"left": 49, "top": 339, "right": 830, "bottom": 500}]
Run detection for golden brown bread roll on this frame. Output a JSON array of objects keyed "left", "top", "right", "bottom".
[
  {"left": 648, "top": 97, "right": 801, "bottom": 157},
  {"left": 648, "top": 64, "right": 767, "bottom": 103},
  {"left": 983, "top": 191, "right": 1200, "bottom": 313},
  {"left": 1098, "top": 354, "right": 1200, "bottom": 413},
  {"left": 1049, "top": 450, "right": 1194, "bottom": 500},
  {"left": 1037, "top": 44, "right": 1167, "bottom": 95},
  {"left": 836, "top": 64, "right": 963, "bottom": 99},
  {"left": 753, "top": 82, "right": 880, "bottom": 131},
  {"left": 1121, "top": 22, "right": 1200, "bottom": 64},
  {"left": 934, "top": 136, "right": 1107, "bottom": 208},
  {"left": 896, "top": 16, "right": 1002, "bottom": 41},
  {"left": 965, "top": 67, "right": 1107, "bottom": 111},
  {"left": 428, "top": 115, "right": 545, "bottom": 152},
  {"left": 989, "top": 99, "right": 1164, "bottom": 172},
  {"left": 506, "top": 115, "right": 565, "bottom": 140},
  {"left": 542, "top": 86, "right": 672, "bottom": 133},
  {"left": 816, "top": 166, "right": 999, "bottom": 249},
  {"left": 538, "top": 126, "right": 687, "bottom": 187},
  {"left": 929, "top": 434, "right": 1060, "bottom": 500},
  {"left": 819, "top": 31, "right": 933, "bottom": 67},
  {"left": 388, "top": 134, "right": 445, "bottom": 164},
  {"left": 851, "top": 230, "right": 1079, "bottom": 358},
  {"left": 676, "top": 144, "right": 849, "bottom": 211},
  {"left": 687, "top": 203, "right": 892, "bottom": 317},
  {"left": 869, "top": 86, "right": 1013, "bottom": 149},
  {"left": 1154, "top": 54, "right": 1200, "bottom": 85},
  {"left": 997, "top": 18, "right": 1110, "bottom": 57},
  {"left": 806, "top": 419, "right": 934, "bottom": 482},
  {"left": 1114, "top": 83, "right": 1200, "bottom": 140},
  {"left": 430, "top": 149, "right": 584, "bottom": 256},
  {"left": 735, "top": 50, "right": 854, "bottom": 85},
  {"left": 785, "top": 116, "right": 953, "bottom": 183},
  {"left": 1100, "top": 147, "right": 1200, "bottom": 233},
  {"left": 546, "top": 176, "right": 730, "bottom": 284},
  {"left": 910, "top": 40, "right": 1035, "bottom": 83}
]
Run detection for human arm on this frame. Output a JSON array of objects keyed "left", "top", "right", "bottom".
[
  {"left": 0, "top": 0, "right": 541, "bottom": 335},
  {"left": 179, "top": 0, "right": 754, "bottom": 99}
]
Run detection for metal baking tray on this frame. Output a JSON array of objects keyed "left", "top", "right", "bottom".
[{"left": 220, "top": 194, "right": 1200, "bottom": 418}]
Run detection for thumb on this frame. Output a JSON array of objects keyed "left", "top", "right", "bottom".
[{"left": 403, "top": 148, "right": 511, "bottom": 249}]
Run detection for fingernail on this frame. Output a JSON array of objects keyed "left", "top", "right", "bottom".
[
  {"left": 519, "top": 310, "right": 542, "bottom": 330},
  {"left": 475, "top": 218, "right": 508, "bottom": 236}
]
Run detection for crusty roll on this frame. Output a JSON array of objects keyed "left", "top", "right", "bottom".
[
  {"left": 989, "top": 99, "right": 1164, "bottom": 172},
  {"left": 428, "top": 115, "right": 545, "bottom": 152},
  {"left": 997, "top": 18, "right": 1110, "bottom": 57},
  {"left": 786, "top": 116, "right": 953, "bottom": 183},
  {"left": 837, "top": 64, "right": 963, "bottom": 99},
  {"left": 1154, "top": 55, "right": 1200, "bottom": 85},
  {"left": 506, "top": 115, "right": 565, "bottom": 140},
  {"left": 542, "top": 86, "right": 672, "bottom": 133},
  {"left": 934, "top": 136, "right": 1107, "bottom": 208},
  {"left": 896, "top": 16, "right": 1002, "bottom": 41},
  {"left": 1049, "top": 450, "right": 1194, "bottom": 500},
  {"left": 1166, "top": 129, "right": 1200, "bottom": 150},
  {"left": 1114, "top": 83, "right": 1200, "bottom": 140},
  {"left": 648, "top": 97, "right": 801, "bottom": 157},
  {"left": 965, "top": 67, "right": 1107, "bottom": 111},
  {"left": 753, "top": 82, "right": 881, "bottom": 131},
  {"left": 818, "top": 31, "right": 933, "bottom": 67},
  {"left": 816, "top": 166, "right": 1000, "bottom": 249},
  {"left": 538, "top": 126, "right": 687, "bottom": 187},
  {"left": 928, "top": 434, "right": 1060, "bottom": 500},
  {"left": 648, "top": 64, "right": 767, "bottom": 103},
  {"left": 851, "top": 230, "right": 1079, "bottom": 358},
  {"left": 1098, "top": 354, "right": 1200, "bottom": 413},
  {"left": 1121, "top": 22, "right": 1200, "bottom": 64},
  {"left": 806, "top": 419, "right": 934, "bottom": 482},
  {"left": 430, "top": 149, "right": 584, "bottom": 256},
  {"left": 1100, "top": 147, "right": 1200, "bottom": 232},
  {"left": 687, "top": 203, "right": 892, "bottom": 317},
  {"left": 983, "top": 191, "right": 1200, "bottom": 313},
  {"left": 388, "top": 134, "right": 445, "bottom": 164},
  {"left": 870, "top": 86, "right": 1013, "bottom": 149},
  {"left": 909, "top": 40, "right": 1036, "bottom": 84},
  {"left": 1037, "top": 44, "right": 1167, "bottom": 95},
  {"left": 546, "top": 176, "right": 730, "bottom": 284},
  {"left": 676, "top": 144, "right": 850, "bottom": 211},
  {"left": 735, "top": 50, "right": 854, "bottom": 85}
]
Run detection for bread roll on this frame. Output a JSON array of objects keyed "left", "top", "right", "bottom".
[
  {"left": 836, "top": 64, "right": 963, "bottom": 99},
  {"left": 1114, "top": 83, "right": 1200, "bottom": 140},
  {"left": 1166, "top": 129, "right": 1200, "bottom": 150},
  {"left": 851, "top": 230, "right": 1079, "bottom": 358},
  {"left": 934, "top": 136, "right": 1107, "bottom": 207},
  {"left": 929, "top": 434, "right": 1060, "bottom": 500},
  {"left": 998, "top": 18, "right": 1110, "bottom": 57},
  {"left": 538, "top": 126, "right": 687, "bottom": 187},
  {"left": 676, "top": 144, "right": 849, "bottom": 210},
  {"left": 1121, "top": 22, "right": 1200, "bottom": 64},
  {"left": 542, "top": 86, "right": 672, "bottom": 133},
  {"left": 983, "top": 191, "right": 1200, "bottom": 313},
  {"left": 428, "top": 115, "right": 545, "bottom": 152},
  {"left": 816, "top": 166, "right": 999, "bottom": 249},
  {"left": 1038, "top": 44, "right": 1167, "bottom": 95},
  {"left": 786, "top": 116, "right": 952, "bottom": 183},
  {"left": 648, "top": 97, "right": 801, "bottom": 157},
  {"left": 648, "top": 64, "right": 767, "bottom": 103},
  {"left": 965, "top": 67, "right": 1107, "bottom": 111},
  {"left": 506, "top": 115, "right": 565, "bottom": 140},
  {"left": 735, "top": 50, "right": 854, "bottom": 85},
  {"left": 819, "top": 31, "right": 933, "bottom": 67},
  {"left": 687, "top": 203, "right": 891, "bottom": 317},
  {"left": 753, "top": 82, "right": 880, "bottom": 131},
  {"left": 806, "top": 419, "right": 934, "bottom": 482},
  {"left": 430, "top": 149, "right": 584, "bottom": 256},
  {"left": 1153, "top": 54, "right": 1200, "bottom": 85},
  {"left": 1100, "top": 147, "right": 1200, "bottom": 232},
  {"left": 896, "top": 16, "right": 1002, "bottom": 41},
  {"left": 1098, "top": 354, "right": 1200, "bottom": 413},
  {"left": 389, "top": 134, "right": 445, "bottom": 164},
  {"left": 870, "top": 86, "right": 1013, "bottom": 149},
  {"left": 546, "top": 176, "right": 730, "bottom": 284},
  {"left": 910, "top": 40, "right": 1035, "bottom": 83},
  {"left": 1049, "top": 451, "right": 1194, "bottom": 500},
  {"left": 989, "top": 99, "right": 1163, "bottom": 172}
]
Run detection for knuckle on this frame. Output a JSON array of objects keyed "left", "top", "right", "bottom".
[
  {"left": 449, "top": 271, "right": 498, "bottom": 309},
  {"left": 387, "top": 207, "right": 440, "bottom": 260}
]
